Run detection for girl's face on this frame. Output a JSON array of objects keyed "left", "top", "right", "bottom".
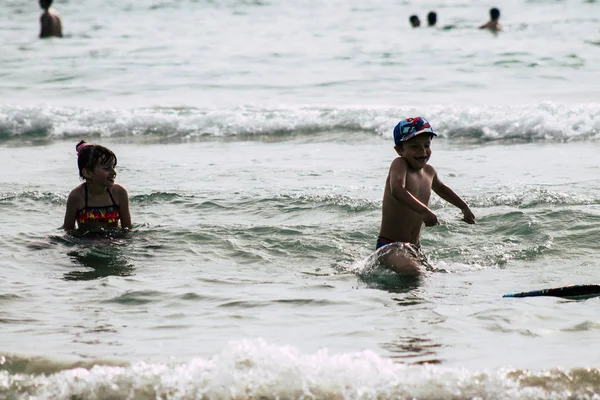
[{"left": 84, "top": 160, "right": 117, "bottom": 187}]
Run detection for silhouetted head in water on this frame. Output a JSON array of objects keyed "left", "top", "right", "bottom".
[
  {"left": 490, "top": 7, "right": 500, "bottom": 20},
  {"left": 427, "top": 11, "right": 437, "bottom": 27},
  {"left": 409, "top": 15, "right": 420, "bottom": 28}
]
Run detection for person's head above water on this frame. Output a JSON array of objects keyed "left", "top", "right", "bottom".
[
  {"left": 409, "top": 15, "right": 421, "bottom": 28},
  {"left": 427, "top": 11, "right": 437, "bottom": 26},
  {"left": 39, "top": 0, "right": 53, "bottom": 10},
  {"left": 490, "top": 7, "right": 500, "bottom": 20},
  {"left": 75, "top": 140, "right": 118, "bottom": 181}
]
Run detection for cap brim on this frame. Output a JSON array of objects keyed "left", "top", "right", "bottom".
[
  {"left": 414, "top": 129, "right": 436, "bottom": 136},
  {"left": 398, "top": 129, "right": 436, "bottom": 142}
]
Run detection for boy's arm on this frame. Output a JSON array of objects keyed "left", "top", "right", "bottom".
[
  {"left": 389, "top": 158, "right": 438, "bottom": 226},
  {"left": 432, "top": 172, "right": 475, "bottom": 223}
]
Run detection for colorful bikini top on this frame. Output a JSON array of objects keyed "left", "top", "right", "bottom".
[{"left": 76, "top": 184, "right": 120, "bottom": 225}]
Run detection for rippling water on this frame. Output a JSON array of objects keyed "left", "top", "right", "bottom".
[{"left": 1, "top": 0, "right": 600, "bottom": 398}]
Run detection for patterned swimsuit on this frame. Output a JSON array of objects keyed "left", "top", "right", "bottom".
[{"left": 76, "top": 184, "right": 120, "bottom": 226}]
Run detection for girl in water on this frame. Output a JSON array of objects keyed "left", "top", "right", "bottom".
[{"left": 64, "top": 141, "right": 131, "bottom": 232}]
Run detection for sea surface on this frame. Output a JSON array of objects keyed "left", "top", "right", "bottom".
[{"left": 1, "top": 0, "right": 600, "bottom": 398}]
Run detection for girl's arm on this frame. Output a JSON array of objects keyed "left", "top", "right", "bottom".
[
  {"left": 63, "top": 191, "right": 79, "bottom": 230},
  {"left": 116, "top": 185, "right": 132, "bottom": 229}
]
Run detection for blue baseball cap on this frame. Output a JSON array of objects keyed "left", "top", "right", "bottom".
[{"left": 393, "top": 117, "right": 437, "bottom": 145}]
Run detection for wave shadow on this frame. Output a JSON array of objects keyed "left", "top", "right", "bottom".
[
  {"left": 64, "top": 247, "right": 135, "bottom": 281},
  {"left": 58, "top": 231, "right": 136, "bottom": 281}
]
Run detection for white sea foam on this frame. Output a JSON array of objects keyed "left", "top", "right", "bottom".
[
  {"left": 2, "top": 339, "right": 599, "bottom": 400},
  {"left": 1, "top": 102, "right": 598, "bottom": 142}
]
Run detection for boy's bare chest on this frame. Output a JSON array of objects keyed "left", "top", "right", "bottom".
[{"left": 405, "top": 171, "right": 433, "bottom": 199}]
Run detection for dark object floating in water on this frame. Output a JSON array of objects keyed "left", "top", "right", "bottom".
[{"left": 503, "top": 284, "right": 600, "bottom": 300}]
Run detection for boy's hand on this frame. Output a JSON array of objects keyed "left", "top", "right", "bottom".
[
  {"left": 461, "top": 207, "right": 476, "bottom": 224},
  {"left": 422, "top": 209, "right": 439, "bottom": 227}
]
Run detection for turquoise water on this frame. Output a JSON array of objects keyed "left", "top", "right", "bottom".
[{"left": 1, "top": 0, "right": 600, "bottom": 398}]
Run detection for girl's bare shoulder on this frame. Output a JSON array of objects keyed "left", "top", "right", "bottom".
[
  {"left": 66, "top": 184, "right": 86, "bottom": 209},
  {"left": 110, "top": 184, "right": 130, "bottom": 202},
  {"left": 67, "top": 183, "right": 85, "bottom": 199}
]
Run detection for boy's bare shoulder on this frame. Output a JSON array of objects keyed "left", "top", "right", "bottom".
[
  {"left": 390, "top": 156, "right": 407, "bottom": 169},
  {"left": 423, "top": 164, "right": 437, "bottom": 174},
  {"left": 388, "top": 157, "right": 410, "bottom": 178}
]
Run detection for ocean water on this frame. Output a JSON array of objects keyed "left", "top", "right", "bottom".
[{"left": 1, "top": 0, "right": 600, "bottom": 398}]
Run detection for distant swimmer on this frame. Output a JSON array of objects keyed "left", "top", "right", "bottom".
[
  {"left": 427, "top": 11, "right": 437, "bottom": 27},
  {"left": 39, "top": 0, "right": 62, "bottom": 38},
  {"left": 479, "top": 7, "right": 501, "bottom": 32},
  {"left": 409, "top": 15, "right": 421, "bottom": 28}
]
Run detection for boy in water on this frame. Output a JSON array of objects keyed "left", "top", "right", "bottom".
[
  {"left": 377, "top": 117, "right": 475, "bottom": 276},
  {"left": 39, "top": 0, "right": 62, "bottom": 38},
  {"left": 479, "top": 8, "right": 501, "bottom": 32}
]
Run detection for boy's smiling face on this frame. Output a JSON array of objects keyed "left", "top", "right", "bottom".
[{"left": 395, "top": 134, "right": 433, "bottom": 170}]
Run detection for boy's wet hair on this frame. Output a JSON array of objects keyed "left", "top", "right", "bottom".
[
  {"left": 490, "top": 8, "right": 500, "bottom": 19},
  {"left": 75, "top": 140, "right": 117, "bottom": 180}
]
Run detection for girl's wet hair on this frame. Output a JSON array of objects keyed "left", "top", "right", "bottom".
[{"left": 75, "top": 140, "right": 117, "bottom": 179}]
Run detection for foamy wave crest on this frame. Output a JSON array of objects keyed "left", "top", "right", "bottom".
[
  {"left": 0, "top": 105, "right": 382, "bottom": 141},
  {"left": 432, "top": 102, "right": 600, "bottom": 141},
  {"left": 471, "top": 187, "right": 600, "bottom": 208},
  {"left": 2, "top": 339, "right": 600, "bottom": 399},
  {"left": 0, "top": 102, "right": 598, "bottom": 142},
  {"left": 289, "top": 193, "right": 379, "bottom": 212}
]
